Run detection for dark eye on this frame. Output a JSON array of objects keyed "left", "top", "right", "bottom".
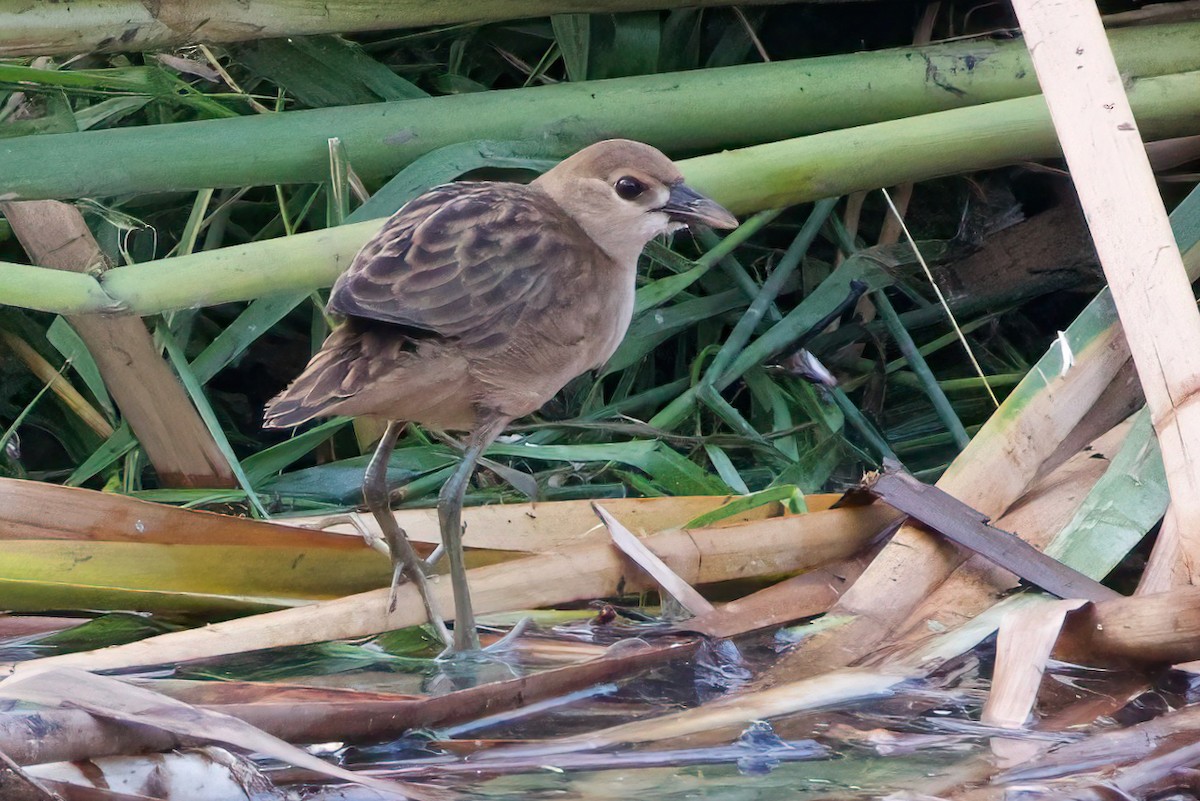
[{"left": 614, "top": 176, "right": 646, "bottom": 200}]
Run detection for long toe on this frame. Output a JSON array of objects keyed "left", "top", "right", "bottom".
[
  {"left": 386, "top": 563, "right": 404, "bottom": 612},
  {"left": 482, "top": 617, "right": 531, "bottom": 654}
]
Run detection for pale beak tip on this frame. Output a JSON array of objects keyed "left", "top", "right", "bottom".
[
  {"left": 663, "top": 182, "right": 739, "bottom": 230},
  {"left": 705, "top": 205, "right": 740, "bottom": 230}
]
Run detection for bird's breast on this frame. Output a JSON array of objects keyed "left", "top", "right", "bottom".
[
  {"left": 588, "top": 267, "right": 637, "bottom": 369},
  {"left": 463, "top": 254, "right": 637, "bottom": 418}
]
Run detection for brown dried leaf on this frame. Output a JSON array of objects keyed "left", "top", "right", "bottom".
[
  {"left": 0, "top": 667, "right": 438, "bottom": 799},
  {"left": 594, "top": 502, "right": 715, "bottom": 616}
]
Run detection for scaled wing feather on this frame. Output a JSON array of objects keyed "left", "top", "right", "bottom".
[{"left": 328, "top": 183, "right": 578, "bottom": 348}]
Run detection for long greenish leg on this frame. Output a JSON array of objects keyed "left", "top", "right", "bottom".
[
  {"left": 363, "top": 420, "right": 452, "bottom": 648},
  {"left": 437, "top": 414, "right": 508, "bottom": 653}
]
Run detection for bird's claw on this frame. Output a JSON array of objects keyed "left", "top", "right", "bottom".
[
  {"left": 486, "top": 615, "right": 532, "bottom": 652},
  {"left": 298, "top": 512, "right": 391, "bottom": 557},
  {"left": 384, "top": 561, "right": 454, "bottom": 649},
  {"left": 387, "top": 564, "right": 403, "bottom": 613}
]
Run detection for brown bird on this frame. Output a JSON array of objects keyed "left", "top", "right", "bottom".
[{"left": 265, "top": 139, "right": 738, "bottom": 653}]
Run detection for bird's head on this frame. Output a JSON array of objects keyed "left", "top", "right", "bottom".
[{"left": 534, "top": 139, "right": 738, "bottom": 263}]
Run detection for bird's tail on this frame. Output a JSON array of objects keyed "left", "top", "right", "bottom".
[{"left": 263, "top": 327, "right": 359, "bottom": 429}]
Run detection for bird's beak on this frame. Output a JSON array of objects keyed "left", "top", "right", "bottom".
[{"left": 661, "top": 183, "right": 739, "bottom": 229}]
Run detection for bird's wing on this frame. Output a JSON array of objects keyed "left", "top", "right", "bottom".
[{"left": 328, "top": 182, "right": 582, "bottom": 346}]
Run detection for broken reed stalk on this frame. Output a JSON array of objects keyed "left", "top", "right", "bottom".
[
  {"left": 985, "top": 584, "right": 1200, "bottom": 728},
  {"left": 0, "top": 480, "right": 802, "bottom": 611},
  {"left": 3, "top": 23, "right": 1200, "bottom": 200},
  {"left": 894, "top": 417, "right": 1134, "bottom": 641},
  {"left": 764, "top": 175, "right": 1200, "bottom": 682},
  {"left": 1053, "top": 587, "right": 1200, "bottom": 665},
  {"left": 6, "top": 70, "right": 1200, "bottom": 319},
  {"left": 983, "top": 597, "right": 1087, "bottom": 729},
  {"left": 1010, "top": 0, "right": 1200, "bottom": 587},
  {"left": 862, "top": 468, "right": 1119, "bottom": 602},
  {"left": 6, "top": 503, "right": 901, "bottom": 673},
  {"left": 0, "top": 476, "right": 391, "bottom": 611},
  {"left": 756, "top": 418, "right": 1132, "bottom": 689},
  {"left": 288, "top": 493, "right": 809, "bottom": 554},
  {"left": 0, "top": 330, "right": 112, "bottom": 439},
  {"left": 1, "top": 201, "right": 235, "bottom": 488},
  {"left": 767, "top": 294, "right": 1134, "bottom": 679},
  {"left": 684, "top": 549, "right": 878, "bottom": 638}
]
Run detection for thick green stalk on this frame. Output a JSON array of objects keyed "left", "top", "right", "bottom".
[
  {"left": 684, "top": 70, "right": 1200, "bottom": 214},
  {"left": 3, "top": 23, "right": 1200, "bottom": 200},
  {"left": 3, "top": 70, "right": 1200, "bottom": 316},
  {"left": 3, "top": 0, "right": 802, "bottom": 57}
]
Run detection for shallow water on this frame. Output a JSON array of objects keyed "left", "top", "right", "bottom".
[{"left": 6, "top": 607, "right": 1188, "bottom": 799}]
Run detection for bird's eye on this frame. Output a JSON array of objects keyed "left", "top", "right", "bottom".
[{"left": 614, "top": 176, "right": 646, "bottom": 200}]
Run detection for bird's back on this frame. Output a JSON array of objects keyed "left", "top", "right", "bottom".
[{"left": 264, "top": 181, "right": 631, "bottom": 430}]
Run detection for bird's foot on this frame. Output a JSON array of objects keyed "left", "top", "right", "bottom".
[
  {"left": 483, "top": 615, "right": 532, "bottom": 653},
  {"left": 435, "top": 616, "right": 531, "bottom": 662},
  {"left": 385, "top": 563, "right": 454, "bottom": 650}
]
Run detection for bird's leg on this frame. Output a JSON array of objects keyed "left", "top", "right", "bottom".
[
  {"left": 363, "top": 420, "right": 453, "bottom": 648},
  {"left": 429, "top": 429, "right": 537, "bottom": 502},
  {"left": 438, "top": 415, "right": 509, "bottom": 653}
]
